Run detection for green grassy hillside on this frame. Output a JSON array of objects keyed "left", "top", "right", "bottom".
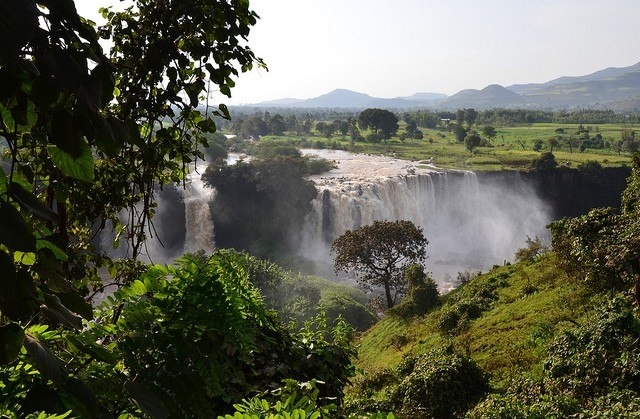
[
  {"left": 345, "top": 251, "right": 630, "bottom": 417},
  {"left": 355, "top": 254, "right": 600, "bottom": 384}
]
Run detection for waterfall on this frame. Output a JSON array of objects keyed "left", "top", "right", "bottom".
[
  {"left": 181, "top": 171, "right": 216, "bottom": 255},
  {"left": 299, "top": 151, "right": 551, "bottom": 288},
  {"left": 101, "top": 160, "right": 216, "bottom": 263}
]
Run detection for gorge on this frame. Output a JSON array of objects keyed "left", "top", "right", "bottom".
[{"left": 139, "top": 151, "right": 630, "bottom": 289}]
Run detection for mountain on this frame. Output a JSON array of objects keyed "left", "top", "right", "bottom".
[
  {"left": 440, "top": 84, "right": 524, "bottom": 109},
  {"left": 248, "top": 61, "right": 640, "bottom": 110},
  {"left": 252, "top": 88, "right": 446, "bottom": 109}
]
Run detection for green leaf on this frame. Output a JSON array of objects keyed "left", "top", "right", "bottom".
[
  {"left": 14, "top": 251, "right": 36, "bottom": 265},
  {"left": 24, "top": 333, "right": 68, "bottom": 387},
  {"left": 55, "top": 291, "right": 93, "bottom": 320},
  {"left": 10, "top": 182, "right": 59, "bottom": 222},
  {"left": 37, "top": 239, "right": 68, "bottom": 261},
  {"left": 125, "top": 380, "right": 171, "bottom": 419},
  {"left": 129, "top": 279, "right": 147, "bottom": 296},
  {"left": 197, "top": 118, "right": 217, "bottom": 133},
  {"left": 66, "top": 335, "right": 116, "bottom": 365},
  {"left": 93, "top": 116, "right": 126, "bottom": 157},
  {"left": 48, "top": 143, "right": 94, "bottom": 182},
  {"left": 42, "top": 293, "right": 83, "bottom": 330},
  {"left": 0, "top": 200, "right": 36, "bottom": 252},
  {"left": 0, "top": 323, "right": 24, "bottom": 364}
]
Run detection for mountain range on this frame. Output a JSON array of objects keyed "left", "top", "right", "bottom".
[{"left": 248, "top": 62, "right": 640, "bottom": 111}]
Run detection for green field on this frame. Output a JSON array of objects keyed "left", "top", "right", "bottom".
[{"left": 254, "top": 122, "right": 635, "bottom": 171}]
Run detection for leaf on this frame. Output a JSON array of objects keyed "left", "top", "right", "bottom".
[
  {"left": 55, "top": 292, "right": 93, "bottom": 320},
  {"left": 66, "top": 335, "right": 116, "bottom": 365},
  {"left": 0, "top": 200, "right": 36, "bottom": 252},
  {"left": 93, "top": 116, "right": 126, "bottom": 157},
  {"left": 0, "top": 323, "right": 24, "bottom": 364},
  {"left": 42, "top": 293, "right": 83, "bottom": 330},
  {"left": 37, "top": 239, "right": 68, "bottom": 261},
  {"left": 64, "top": 377, "right": 98, "bottom": 417},
  {"left": 51, "top": 111, "right": 84, "bottom": 158},
  {"left": 48, "top": 143, "right": 94, "bottom": 182},
  {"left": 14, "top": 251, "right": 36, "bottom": 265},
  {"left": 0, "top": 0, "right": 38, "bottom": 65},
  {"left": 10, "top": 182, "right": 59, "bottom": 222},
  {"left": 197, "top": 117, "right": 217, "bottom": 133},
  {"left": 24, "top": 333, "right": 68, "bottom": 387},
  {"left": 125, "top": 380, "right": 171, "bottom": 419}
]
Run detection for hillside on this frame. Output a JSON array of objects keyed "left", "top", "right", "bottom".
[
  {"left": 345, "top": 248, "right": 640, "bottom": 417},
  {"left": 354, "top": 254, "right": 596, "bottom": 381}
]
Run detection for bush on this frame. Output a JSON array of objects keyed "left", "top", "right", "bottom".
[
  {"left": 544, "top": 297, "right": 640, "bottom": 399},
  {"left": 346, "top": 349, "right": 489, "bottom": 418}
]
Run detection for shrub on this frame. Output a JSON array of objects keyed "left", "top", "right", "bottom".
[
  {"left": 346, "top": 349, "right": 489, "bottom": 418},
  {"left": 544, "top": 297, "right": 640, "bottom": 400}
]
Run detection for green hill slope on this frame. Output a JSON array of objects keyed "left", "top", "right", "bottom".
[
  {"left": 355, "top": 254, "right": 601, "bottom": 385},
  {"left": 346, "top": 251, "right": 639, "bottom": 417}
]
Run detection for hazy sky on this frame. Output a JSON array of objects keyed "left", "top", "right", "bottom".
[{"left": 78, "top": 0, "right": 640, "bottom": 105}]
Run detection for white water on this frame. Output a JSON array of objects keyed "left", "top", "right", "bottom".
[
  {"left": 106, "top": 160, "right": 216, "bottom": 263},
  {"left": 181, "top": 163, "right": 216, "bottom": 255},
  {"left": 299, "top": 150, "right": 551, "bottom": 289}
]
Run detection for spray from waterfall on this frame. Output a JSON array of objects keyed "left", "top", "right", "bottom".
[{"left": 298, "top": 150, "right": 552, "bottom": 289}]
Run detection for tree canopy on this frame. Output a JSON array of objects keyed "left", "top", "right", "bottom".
[
  {"left": 331, "top": 220, "right": 428, "bottom": 309},
  {"left": 357, "top": 108, "right": 399, "bottom": 140}
]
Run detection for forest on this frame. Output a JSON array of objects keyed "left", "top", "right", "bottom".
[{"left": 2, "top": 1, "right": 640, "bottom": 418}]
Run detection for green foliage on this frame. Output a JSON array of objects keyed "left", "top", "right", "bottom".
[
  {"left": 544, "top": 297, "right": 640, "bottom": 399},
  {"left": 358, "top": 109, "right": 399, "bottom": 140},
  {"left": 202, "top": 151, "right": 317, "bottom": 257},
  {"left": 531, "top": 151, "right": 558, "bottom": 170},
  {"left": 332, "top": 220, "right": 428, "bottom": 310},
  {"left": 100, "top": 251, "right": 356, "bottom": 417},
  {"left": 389, "top": 264, "right": 440, "bottom": 318},
  {"left": 437, "top": 272, "right": 510, "bottom": 335},
  {"left": 514, "top": 236, "right": 546, "bottom": 264},
  {"left": 219, "top": 379, "right": 339, "bottom": 419},
  {"left": 347, "top": 349, "right": 489, "bottom": 418},
  {"left": 470, "top": 297, "right": 640, "bottom": 418}
]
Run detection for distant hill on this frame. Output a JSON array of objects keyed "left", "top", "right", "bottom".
[
  {"left": 252, "top": 88, "right": 446, "bottom": 109},
  {"left": 440, "top": 84, "right": 524, "bottom": 109},
  {"left": 247, "top": 61, "right": 640, "bottom": 111}
]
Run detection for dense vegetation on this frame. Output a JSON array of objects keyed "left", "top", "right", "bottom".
[{"left": 3, "top": 1, "right": 640, "bottom": 418}]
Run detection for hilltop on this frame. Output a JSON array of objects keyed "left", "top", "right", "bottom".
[{"left": 248, "top": 61, "right": 640, "bottom": 111}]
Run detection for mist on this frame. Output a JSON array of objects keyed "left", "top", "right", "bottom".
[{"left": 298, "top": 150, "right": 551, "bottom": 289}]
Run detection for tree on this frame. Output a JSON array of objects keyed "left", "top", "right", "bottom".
[
  {"left": 358, "top": 108, "right": 399, "bottom": 140},
  {"left": 0, "top": 0, "right": 266, "bottom": 415},
  {"left": 464, "top": 130, "right": 482, "bottom": 151},
  {"left": 482, "top": 125, "right": 497, "bottom": 140},
  {"left": 532, "top": 151, "right": 558, "bottom": 170},
  {"left": 331, "top": 220, "right": 428, "bottom": 309},
  {"left": 454, "top": 124, "right": 468, "bottom": 143},
  {"left": 267, "top": 113, "right": 286, "bottom": 136}
]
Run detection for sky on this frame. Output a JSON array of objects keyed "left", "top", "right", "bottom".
[{"left": 77, "top": 0, "right": 640, "bottom": 105}]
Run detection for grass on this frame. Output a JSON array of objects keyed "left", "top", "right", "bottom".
[
  {"left": 353, "top": 254, "right": 604, "bottom": 390},
  {"left": 249, "top": 122, "right": 636, "bottom": 171}
]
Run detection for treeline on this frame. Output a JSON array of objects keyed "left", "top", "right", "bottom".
[{"left": 213, "top": 108, "right": 640, "bottom": 136}]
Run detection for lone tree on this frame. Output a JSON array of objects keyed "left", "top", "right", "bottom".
[
  {"left": 358, "top": 108, "right": 399, "bottom": 140},
  {"left": 331, "top": 220, "right": 428, "bottom": 309}
]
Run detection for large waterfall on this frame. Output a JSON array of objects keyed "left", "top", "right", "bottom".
[{"left": 299, "top": 150, "right": 551, "bottom": 288}]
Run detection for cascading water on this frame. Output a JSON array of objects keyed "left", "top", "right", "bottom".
[
  {"left": 103, "top": 160, "right": 215, "bottom": 263},
  {"left": 181, "top": 162, "right": 215, "bottom": 255},
  {"left": 299, "top": 150, "right": 551, "bottom": 289}
]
